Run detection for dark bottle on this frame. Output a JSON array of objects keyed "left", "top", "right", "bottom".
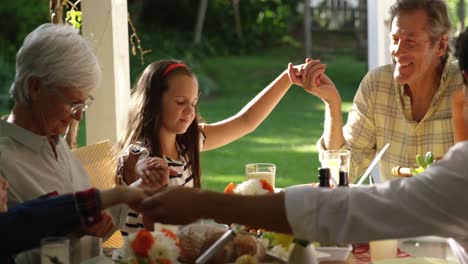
[
  {"left": 318, "top": 168, "right": 331, "bottom": 187},
  {"left": 338, "top": 171, "right": 349, "bottom": 187}
]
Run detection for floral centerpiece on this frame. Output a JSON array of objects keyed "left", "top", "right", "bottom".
[
  {"left": 116, "top": 225, "right": 181, "bottom": 264},
  {"left": 411, "top": 151, "right": 434, "bottom": 175},
  {"left": 224, "top": 178, "right": 315, "bottom": 262},
  {"left": 224, "top": 178, "right": 274, "bottom": 195}
]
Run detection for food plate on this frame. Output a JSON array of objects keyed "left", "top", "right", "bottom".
[
  {"left": 372, "top": 257, "right": 457, "bottom": 264},
  {"left": 315, "top": 244, "right": 353, "bottom": 262}
]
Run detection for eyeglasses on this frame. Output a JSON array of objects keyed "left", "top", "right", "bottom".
[{"left": 50, "top": 88, "right": 95, "bottom": 115}]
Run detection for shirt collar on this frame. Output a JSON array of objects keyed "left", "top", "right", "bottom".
[
  {"left": 397, "top": 55, "right": 457, "bottom": 97},
  {"left": 0, "top": 119, "right": 51, "bottom": 153}
]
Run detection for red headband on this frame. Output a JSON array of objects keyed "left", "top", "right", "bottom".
[{"left": 162, "top": 63, "right": 187, "bottom": 78}]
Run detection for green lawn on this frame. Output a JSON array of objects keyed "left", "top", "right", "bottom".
[
  {"left": 198, "top": 50, "right": 366, "bottom": 191},
  {"left": 0, "top": 50, "right": 367, "bottom": 192}
]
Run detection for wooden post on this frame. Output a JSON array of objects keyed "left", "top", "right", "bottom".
[{"left": 81, "top": 0, "right": 131, "bottom": 145}]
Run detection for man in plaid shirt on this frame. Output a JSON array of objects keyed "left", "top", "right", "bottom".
[{"left": 290, "top": 0, "right": 464, "bottom": 182}]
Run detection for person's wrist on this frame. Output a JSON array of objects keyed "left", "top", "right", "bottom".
[
  {"left": 280, "top": 69, "right": 294, "bottom": 85},
  {"left": 323, "top": 96, "right": 342, "bottom": 108}
]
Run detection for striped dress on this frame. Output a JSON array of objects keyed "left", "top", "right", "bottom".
[{"left": 120, "top": 134, "right": 204, "bottom": 236}]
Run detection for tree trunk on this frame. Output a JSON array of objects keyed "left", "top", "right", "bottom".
[
  {"left": 304, "top": 0, "right": 312, "bottom": 58},
  {"left": 194, "top": 0, "right": 208, "bottom": 45},
  {"left": 355, "top": 0, "right": 367, "bottom": 60},
  {"left": 460, "top": 0, "right": 465, "bottom": 30},
  {"left": 232, "top": 0, "right": 243, "bottom": 41},
  {"left": 50, "top": 0, "right": 64, "bottom": 24}
]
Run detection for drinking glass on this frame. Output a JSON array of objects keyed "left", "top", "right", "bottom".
[
  {"left": 369, "top": 239, "right": 398, "bottom": 261},
  {"left": 320, "top": 150, "right": 350, "bottom": 186},
  {"left": 40, "top": 237, "right": 70, "bottom": 264},
  {"left": 245, "top": 163, "right": 276, "bottom": 188}
]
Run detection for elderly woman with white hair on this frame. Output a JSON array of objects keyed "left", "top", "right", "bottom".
[{"left": 0, "top": 23, "right": 161, "bottom": 263}]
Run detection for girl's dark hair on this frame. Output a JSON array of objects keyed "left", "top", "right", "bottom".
[{"left": 116, "top": 59, "right": 202, "bottom": 188}]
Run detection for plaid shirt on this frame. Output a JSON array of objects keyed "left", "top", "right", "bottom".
[{"left": 320, "top": 58, "right": 464, "bottom": 182}]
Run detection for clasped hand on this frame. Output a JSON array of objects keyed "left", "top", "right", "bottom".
[
  {"left": 136, "top": 157, "right": 173, "bottom": 187},
  {"left": 288, "top": 58, "right": 341, "bottom": 104}
]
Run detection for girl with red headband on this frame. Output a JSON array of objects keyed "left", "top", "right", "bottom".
[{"left": 115, "top": 58, "right": 318, "bottom": 235}]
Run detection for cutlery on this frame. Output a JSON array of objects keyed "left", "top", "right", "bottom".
[{"left": 195, "top": 229, "right": 236, "bottom": 264}]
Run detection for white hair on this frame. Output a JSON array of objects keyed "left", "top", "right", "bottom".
[{"left": 9, "top": 23, "right": 101, "bottom": 104}]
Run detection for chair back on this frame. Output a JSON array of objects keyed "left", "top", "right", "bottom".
[{"left": 72, "top": 140, "right": 124, "bottom": 249}]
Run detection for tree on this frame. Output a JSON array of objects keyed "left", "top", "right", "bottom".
[
  {"left": 459, "top": 0, "right": 465, "bottom": 29},
  {"left": 304, "top": 0, "right": 312, "bottom": 57},
  {"left": 232, "top": 0, "right": 243, "bottom": 41},
  {"left": 194, "top": 0, "right": 208, "bottom": 45}
]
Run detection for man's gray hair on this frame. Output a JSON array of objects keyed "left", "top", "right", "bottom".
[{"left": 10, "top": 23, "right": 101, "bottom": 104}]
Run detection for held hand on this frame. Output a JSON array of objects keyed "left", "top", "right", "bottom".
[
  {"left": 288, "top": 57, "right": 317, "bottom": 85},
  {"left": 136, "top": 157, "right": 170, "bottom": 186},
  {"left": 139, "top": 187, "right": 203, "bottom": 225},
  {"left": 82, "top": 211, "right": 115, "bottom": 238},
  {"left": 289, "top": 58, "right": 341, "bottom": 104}
]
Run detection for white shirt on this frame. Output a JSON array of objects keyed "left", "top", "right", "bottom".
[
  {"left": 285, "top": 141, "right": 468, "bottom": 262},
  {"left": 0, "top": 120, "right": 128, "bottom": 264}
]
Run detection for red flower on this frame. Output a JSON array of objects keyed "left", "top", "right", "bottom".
[
  {"left": 161, "top": 227, "right": 181, "bottom": 250},
  {"left": 131, "top": 229, "right": 155, "bottom": 257},
  {"left": 224, "top": 182, "right": 236, "bottom": 193},
  {"left": 260, "top": 179, "right": 274, "bottom": 193}
]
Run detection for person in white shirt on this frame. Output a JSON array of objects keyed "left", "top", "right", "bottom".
[{"left": 138, "top": 28, "right": 468, "bottom": 263}]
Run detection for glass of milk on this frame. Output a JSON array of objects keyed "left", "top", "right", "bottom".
[
  {"left": 41, "top": 237, "right": 70, "bottom": 264},
  {"left": 245, "top": 163, "right": 276, "bottom": 188}
]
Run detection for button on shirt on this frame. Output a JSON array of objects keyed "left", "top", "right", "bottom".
[
  {"left": 0, "top": 120, "right": 128, "bottom": 264},
  {"left": 319, "top": 58, "right": 464, "bottom": 182}
]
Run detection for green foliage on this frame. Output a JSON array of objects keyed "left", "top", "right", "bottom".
[
  {"left": 130, "top": 0, "right": 301, "bottom": 54},
  {"left": 446, "top": 0, "right": 468, "bottom": 33},
  {"left": 66, "top": 10, "right": 82, "bottom": 30},
  {"left": 0, "top": 0, "right": 49, "bottom": 111}
]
